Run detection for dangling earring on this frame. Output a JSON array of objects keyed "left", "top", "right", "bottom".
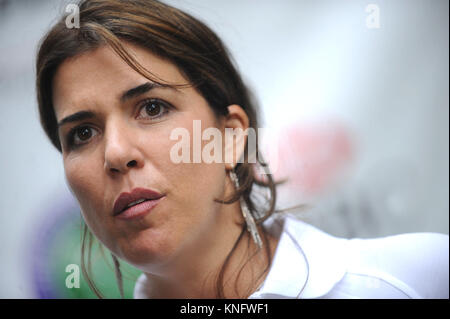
[{"left": 229, "top": 169, "right": 263, "bottom": 250}]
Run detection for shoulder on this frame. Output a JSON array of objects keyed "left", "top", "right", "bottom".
[
  {"left": 258, "top": 214, "right": 449, "bottom": 299},
  {"left": 343, "top": 231, "right": 449, "bottom": 298},
  {"left": 254, "top": 214, "right": 351, "bottom": 298}
]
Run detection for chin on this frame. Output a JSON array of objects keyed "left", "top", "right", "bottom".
[{"left": 115, "top": 231, "right": 177, "bottom": 270}]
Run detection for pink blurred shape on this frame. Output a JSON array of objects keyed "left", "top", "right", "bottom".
[{"left": 267, "top": 119, "right": 354, "bottom": 197}]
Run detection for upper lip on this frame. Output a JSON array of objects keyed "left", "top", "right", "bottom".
[{"left": 113, "top": 187, "right": 165, "bottom": 216}]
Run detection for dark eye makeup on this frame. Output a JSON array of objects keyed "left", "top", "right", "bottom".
[
  {"left": 64, "top": 98, "right": 173, "bottom": 150},
  {"left": 136, "top": 98, "right": 172, "bottom": 120}
]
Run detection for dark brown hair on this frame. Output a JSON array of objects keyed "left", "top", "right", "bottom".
[{"left": 36, "top": 0, "right": 282, "bottom": 298}]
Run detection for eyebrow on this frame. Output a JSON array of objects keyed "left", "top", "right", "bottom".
[
  {"left": 57, "top": 111, "right": 96, "bottom": 128},
  {"left": 57, "top": 82, "right": 176, "bottom": 128},
  {"left": 121, "top": 81, "right": 179, "bottom": 102}
]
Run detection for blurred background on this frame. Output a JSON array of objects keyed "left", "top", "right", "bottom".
[{"left": 0, "top": 0, "right": 448, "bottom": 298}]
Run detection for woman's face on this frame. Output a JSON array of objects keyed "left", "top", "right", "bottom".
[{"left": 52, "top": 43, "right": 235, "bottom": 271}]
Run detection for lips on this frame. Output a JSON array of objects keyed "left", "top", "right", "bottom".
[{"left": 113, "top": 187, "right": 165, "bottom": 216}]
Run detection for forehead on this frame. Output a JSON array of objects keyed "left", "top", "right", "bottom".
[{"left": 52, "top": 43, "right": 187, "bottom": 120}]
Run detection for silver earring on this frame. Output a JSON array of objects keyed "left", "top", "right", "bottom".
[{"left": 229, "top": 169, "right": 263, "bottom": 250}]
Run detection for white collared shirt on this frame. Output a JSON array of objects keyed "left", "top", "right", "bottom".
[
  {"left": 249, "top": 214, "right": 449, "bottom": 299},
  {"left": 134, "top": 214, "right": 449, "bottom": 299}
]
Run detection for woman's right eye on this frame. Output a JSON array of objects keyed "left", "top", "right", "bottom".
[{"left": 67, "top": 126, "right": 99, "bottom": 148}]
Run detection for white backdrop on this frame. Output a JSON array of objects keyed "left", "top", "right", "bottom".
[{"left": 0, "top": 0, "right": 448, "bottom": 298}]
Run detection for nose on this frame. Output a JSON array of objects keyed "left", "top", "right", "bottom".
[{"left": 103, "top": 122, "right": 144, "bottom": 174}]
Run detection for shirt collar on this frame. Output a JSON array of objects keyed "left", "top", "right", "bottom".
[{"left": 249, "top": 213, "right": 348, "bottom": 299}]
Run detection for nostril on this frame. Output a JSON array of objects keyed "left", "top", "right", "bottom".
[{"left": 127, "top": 160, "right": 137, "bottom": 168}]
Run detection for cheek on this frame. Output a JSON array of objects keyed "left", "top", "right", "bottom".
[
  {"left": 147, "top": 117, "right": 228, "bottom": 236},
  {"left": 164, "top": 141, "right": 226, "bottom": 222},
  {"left": 65, "top": 159, "right": 91, "bottom": 202},
  {"left": 161, "top": 117, "right": 227, "bottom": 202},
  {"left": 64, "top": 156, "right": 105, "bottom": 229},
  {"left": 156, "top": 161, "right": 226, "bottom": 260}
]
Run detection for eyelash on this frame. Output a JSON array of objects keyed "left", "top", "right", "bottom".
[
  {"left": 65, "top": 98, "right": 173, "bottom": 150},
  {"left": 136, "top": 98, "right": 172, "bottom": 121}
]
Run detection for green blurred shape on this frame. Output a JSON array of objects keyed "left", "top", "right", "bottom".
[{"left": 47, "top": 216, "right": 142, "bottom": 299}]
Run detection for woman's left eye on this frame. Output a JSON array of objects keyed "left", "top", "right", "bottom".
[{"left": 137, "top": 99, "right": 171, "bottom": 121}]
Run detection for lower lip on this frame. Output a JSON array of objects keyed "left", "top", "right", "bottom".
[{"left": 115, "top": 197, "right": 165, "bottom": 220}]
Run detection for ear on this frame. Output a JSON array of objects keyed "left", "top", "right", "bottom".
[{"left": 223, "top": 104, "right": 250, "bottom": 170}]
